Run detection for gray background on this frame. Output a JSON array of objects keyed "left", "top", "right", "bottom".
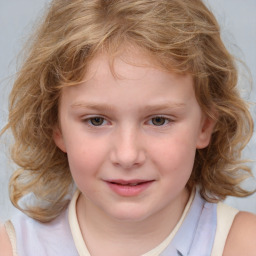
[{"left": 0, "top": 0, "right": 256, "bottom": 222}]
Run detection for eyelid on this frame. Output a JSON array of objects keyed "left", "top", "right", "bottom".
[
  {"left": 150, "top": 114, "right": 175, "bottom": 120},
  {"left": 82, "top": 115, "right": 110, "bottom": 126},
  {"left": 146, "top": 115, "right": 175, "bottom": 126}
]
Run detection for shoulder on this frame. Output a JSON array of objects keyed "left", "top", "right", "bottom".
[
  {"left": 0, "top": 223, "right": 13, "bottom": 256},
  {"left": 223, "top": 211, "right": 256, "bottom": 256}
]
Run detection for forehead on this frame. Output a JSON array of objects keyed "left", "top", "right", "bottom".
[
  {"left": 82, "top": 46, "right": 192, "bottom": 86},
  {"left": 59, "top": 51, "right": 196, "bottom": 114},
  {"left": 85, "top": 46, "right": 163, "bottom": 79}
]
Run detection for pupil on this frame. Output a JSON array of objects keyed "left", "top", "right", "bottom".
[
  {"left": 152, "top": 117, "right": 165, "bottom": 126},
  {"left": 91, "top": 117, "right": 104, "bottom": 126}
]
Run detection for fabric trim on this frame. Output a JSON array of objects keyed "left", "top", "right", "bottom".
[
  {"left": 68, "top": 189, "right": 195, "bottom": 256},
  {"left": 68, "top": 190, "right": 91, "bottom": 256},
  {"left": 143, "top": 189, "right": 195, "bottom": 256},
  {"left": 4, "top": 220, "right": 18, "bottom": 256},
  {"left": 211, "top": 202, "right": 239, "bottom": 256}
]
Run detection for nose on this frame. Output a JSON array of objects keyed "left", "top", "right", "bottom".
[{"left": 110, "top": 126, "right": 146, "bottom": 169}]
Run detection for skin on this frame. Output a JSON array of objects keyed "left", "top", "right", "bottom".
[
  {"left": 223, "top": 212, "right": 256, "bottom": 255},
  {"left": 1, "top": 50, "right": 256, "bottom": 255},
  {"left": 0, "top": 224, "right": 12, "bottom": 256},
  {"left": 1, "top": 213, "right": 256, "bottom": 256},
  {"left": 53, "top": 50, "right": 216, "bottom": 255}
]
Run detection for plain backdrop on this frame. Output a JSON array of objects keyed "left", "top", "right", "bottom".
[{"left": 0, "top": 0, "right": 256, "bottom": 222}]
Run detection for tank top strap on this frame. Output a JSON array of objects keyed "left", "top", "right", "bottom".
[
  {"left": 4, "top": 220, "right": 18, "bottom": 256},
  {"left": 211, "top": 202, "right": 239, "bottom": 256},
  {"left": 161, "top": 189, "right": 217, "bottom": 256}
]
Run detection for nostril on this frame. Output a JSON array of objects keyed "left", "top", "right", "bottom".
[
  {"left": 109, "top": 133, "right": 146, "bottom": 168},
  {"left": 110, "top": 149, "right": 146, "bottom": 169}
]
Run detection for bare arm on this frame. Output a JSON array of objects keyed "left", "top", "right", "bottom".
[
  {"left": 223, "top": 211, "right": 256, "bottom": 256},
  {"left": 0, "top": 223, "right": 13, "bottom": 256}
]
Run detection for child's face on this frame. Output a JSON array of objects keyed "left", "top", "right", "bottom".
[{"left": 54, "top": 50, "right": 214, "bottom": 222}]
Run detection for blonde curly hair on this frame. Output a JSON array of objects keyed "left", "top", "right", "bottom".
[{"left": 1, "top": 0, "right": 254, "bottom": 222}]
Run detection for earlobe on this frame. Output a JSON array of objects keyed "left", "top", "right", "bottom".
[
  {"left": 196, "top": 116, "right": 216, "bottom": 149},
  {"left": 53, "top": 127, "right": 67, "bottom": 153}
]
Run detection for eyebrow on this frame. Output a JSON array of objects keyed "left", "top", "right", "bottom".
[
  {"left": 71, "top": 103, "right": 115, "bottom": 112},
  {"left": 142, "top": 102, "right": 186, "bottom": 112},
  {"left": 70, "top": 102, "right": 186, "bottom": 112}
]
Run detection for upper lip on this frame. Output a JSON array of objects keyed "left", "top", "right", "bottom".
[{"left": 105, "top": 179, "right": 154, "bottom": 185}]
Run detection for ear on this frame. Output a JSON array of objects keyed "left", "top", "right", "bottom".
[
  {"left": 53, "top": 126, "right": 67, "bottom": 153},
  {"left": 196, "top": 115, "right": 216, "bottom": 149}
]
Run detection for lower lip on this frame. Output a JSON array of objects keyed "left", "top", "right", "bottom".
[{"left": 106, "top": 181, "right": 154, "bottom": 197}]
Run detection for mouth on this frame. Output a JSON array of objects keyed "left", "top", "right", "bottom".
[
  {"left": 108, "top": 180, "right": 152, "bottom": 186},
  {"left": 105, "top": 179, "right": 154, "bottom": 197}
]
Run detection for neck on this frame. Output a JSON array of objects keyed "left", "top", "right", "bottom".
[{"left": 76, "top": 189, "right": 190, "bottom": 256}]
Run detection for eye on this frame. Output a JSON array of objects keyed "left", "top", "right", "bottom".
[
  {"left": 88, "top": 117, "right": 106, "bottom": 126},
  {"left": 150, "top": 116, "right": 170, "bottom": 126}
]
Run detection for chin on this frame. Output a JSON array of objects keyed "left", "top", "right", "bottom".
[{"left": 107, "top": 205, "right": 152, "bottom": 223}]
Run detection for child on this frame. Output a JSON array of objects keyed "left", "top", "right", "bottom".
[{"left": 1, "top": 0, "right": 256, "bottom": 255}]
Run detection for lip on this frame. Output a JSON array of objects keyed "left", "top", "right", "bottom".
[{"left": 105, "top": 179, "right": 154, "bottom": 197}]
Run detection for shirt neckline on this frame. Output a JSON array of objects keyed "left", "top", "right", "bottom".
[{"left": 68, "top": 189, "right": 195, "bottom": 256}]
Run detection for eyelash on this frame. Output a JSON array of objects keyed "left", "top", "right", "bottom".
[
  {"left": 82, "top": 115, "right": 173, "bottom": 127},
  {"left": 83, "top": 116, "right": 109, "bottom": 127},
  {"left": 147, "top": 116, "right": 172, "bottom": 126}
]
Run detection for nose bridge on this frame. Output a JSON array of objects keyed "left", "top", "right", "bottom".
[{"left": 110, "top": 124, "right": 145, "bottom": 168}]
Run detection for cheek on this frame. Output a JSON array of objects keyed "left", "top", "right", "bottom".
[
  {"left": 65, "top": 138, "right": 107, "bottom": 181},
  {"left": 67, "top": 146, "right": 105, "bottom": 194},
  {"left": 150, "top": 133, "right": 197, "bottom": 176}
]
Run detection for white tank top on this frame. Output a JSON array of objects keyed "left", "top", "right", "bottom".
[{"left": 6, "top": 189, "right": 238, "bottom": 256}]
